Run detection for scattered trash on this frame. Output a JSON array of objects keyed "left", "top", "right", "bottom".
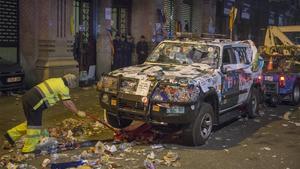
[
  {"left": 254, "top": 119, "right": 261, "bottom": 123},
  {"left": 295, "top": 122, "right": 300, "bottom": 127},
  {"left": 94, "top": 141, "right": 105, "bottom": 154},
  {"left": 283, "top": 112, "right": 291, "bottom": 120},
  {"left": 151, "top": 144, "right": 164, "bottom": 149},
  {"left": 282, "top": 124, "right": 288, "bottom": 127},
  {"left": 50, "top": 160, "right": 85, "bottom": 169},
  {"left": 144, "top": 159, "right": 156, "bottom": 169},
  {"left": 42, "top": 158, "right": 51, "bottom": 168},
  {"left": 215, "top": 137, "right": 222, "bottom": 140},
  {"left": 272, "top": 155, "right": 277, "bottom": 158},
  {"left": 258, "top": 110, "right": 265, "bottom": 116},
  {"left": 163, "top": 151, "right": 179, "bottom": 166},
  {"left": 224, "top": 149, "right": 229, "bottom": 153},
  {"left": 147, "top": 151, "right": 156, "bottom": 160},
  {"left": 242, "top": 144, "right": 248, "bottom": 147},
  {"left": 261, "top": 147, "right": 271, "bottom": 151},
  {"left": 105, "top": 145, "right": 117, "bottom": 153}
]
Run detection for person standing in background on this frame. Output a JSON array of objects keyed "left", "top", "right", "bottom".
[
  {"left": 136, "top": 35, "right": 148, "bottom": 64},
  {"left": 124, "top": 34, "right": 135, "bottom": 67},
  {"left": 184, "top": 20, "right": 189, "bottom": 32},
  {"left": 73, "top": 32, "right": 81, "bottom": 62},
  {"left": 112, "top": 34, "right": 122, "bottom": 70},
  {"left": 120, "top": 34, "right": 127, "bottom": 68}
]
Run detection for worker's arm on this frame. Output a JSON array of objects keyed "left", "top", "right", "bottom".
[{"left": 62, "top": 100, "right": 86, "bottom": 117}]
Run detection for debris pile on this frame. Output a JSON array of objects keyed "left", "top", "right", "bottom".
[
  {"left": 48, "top": 118, "right": 105, "bottom": 142},
  {"left": 0, "top": 118, "right": 183, "bottom": 169}
]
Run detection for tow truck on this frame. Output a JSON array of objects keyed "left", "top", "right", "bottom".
[{"left": 260, "top": 26, "right": 300, "bottom": 106}]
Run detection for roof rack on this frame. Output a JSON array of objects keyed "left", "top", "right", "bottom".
[{"left": 175, "top": 32, "right": 231, "bottom": 43}]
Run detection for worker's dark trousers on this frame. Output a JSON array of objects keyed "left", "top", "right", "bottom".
[
  {"left": 6, "top": 88, "right": 46, "bottom": 140},
  {"left": 22, "top": 87, "right": 47, "bottom": 127},
  {"left": 22, "top": 98, "right": 46, "bottom": 127},
  {"left": 5, "top": 88, "right": 46, "bottom": 152}
]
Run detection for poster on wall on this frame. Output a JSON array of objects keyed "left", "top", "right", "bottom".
[
  {"left": 105, "top": 8, "right": 112, "bottom": 20},
  {"left": 224, "top": 0, "right": 235, "bottom": 15},
  {"left": 241, "top": 2, "right": 251, "bottom": 20}
]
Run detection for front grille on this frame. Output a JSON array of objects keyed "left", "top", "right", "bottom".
[
  {"left": 264, "top": 82, "right": 278, "bottom": 94},
  {"left": 119, "top": 99, "right": 145, "bottom": 111}
]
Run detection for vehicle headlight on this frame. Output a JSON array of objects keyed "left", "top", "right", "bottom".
[
  {"left": 101, "top": 94, "right": 109, "bottom": 104},
  {"left": 152, "top": 85, "right": 200, "bottom": 103},
  {"left": 98, "top": 76, "right": 118, "bottom": 92},
  {"left": 120, "top": 79, "right": 138, "bottom": 94}
]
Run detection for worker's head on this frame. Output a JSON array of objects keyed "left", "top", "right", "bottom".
[{"left": 63, "top": 74, "right": 77, "bottom": 88}]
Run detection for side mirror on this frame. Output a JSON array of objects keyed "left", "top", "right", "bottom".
[{"left": 221, "top": 65, "right": 228, "bottom": 74}]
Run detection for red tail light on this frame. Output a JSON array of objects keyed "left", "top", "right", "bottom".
[
  {"left": 258, "top": 75, "right": 262, "bottom": 81},
  {"left": 256, "top": 75, "right": 262, "bottom": 84},
  {"left": 279, "top": 76, "right": 285, "bottom": 87}
]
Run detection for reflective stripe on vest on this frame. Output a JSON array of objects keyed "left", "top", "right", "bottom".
[
  {"left": 44, "top": 81, "right": 59, "bottom": 103},
  {"left": 36, "top": 81, "right": 60, "bottom": 107}
]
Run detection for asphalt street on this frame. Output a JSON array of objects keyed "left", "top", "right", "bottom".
[{"left": 0, "top": 88, "right": 299, "bottom": 169}]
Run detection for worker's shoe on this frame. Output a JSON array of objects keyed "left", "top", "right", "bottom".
[
  {"left": 21, "top": 128, "right": 41, "bottom": 153},
  {"left": 6, "top": 122, "right": 27, "bottom": 145}
]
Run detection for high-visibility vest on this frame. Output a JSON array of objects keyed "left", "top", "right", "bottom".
[{"left": 34, "top": 78, "right": 71, "bottom": 109}]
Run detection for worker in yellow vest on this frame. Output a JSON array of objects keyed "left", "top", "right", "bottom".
[{"left": 4, "top": 74, "right": 86, "bottom": 153}]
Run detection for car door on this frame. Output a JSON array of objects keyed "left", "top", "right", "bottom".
[
  {"left": 220, "top": 46, "right": 240, "bottom": 110},
  {"left": 232, "top": 46, "right": 253, "bottom": 104}
]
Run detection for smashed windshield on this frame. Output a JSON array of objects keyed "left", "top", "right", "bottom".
[{"left": 146, "top": 42, "right": 220, "bottom": 67}]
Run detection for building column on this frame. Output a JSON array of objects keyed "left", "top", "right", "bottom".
[
  {"left": 95, "top": 0, "right": 112, "bottom": 79},
  {"left": 34, "top": 0, "right": 78, "bottom": 82}
]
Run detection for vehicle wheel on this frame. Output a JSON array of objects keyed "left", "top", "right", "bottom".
[
  {"left": 104, "top": 110, "right": 132, "bottom": 129},
  {"left": 291, "top": 85, "right": 300, "bottom": 105},
  {"left": 182, "top": 103, "right": 214, "bottom": 146},
  {"left": 247, "top": 88, "right": 259, "bottom": 118}
]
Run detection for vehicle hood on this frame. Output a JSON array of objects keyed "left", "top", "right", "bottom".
[
  {"left": 109, "top": 63, "right": 215, "bottom": 82},
  {"left": 0, "top": 60, "right": 22, "bottom": 73}
]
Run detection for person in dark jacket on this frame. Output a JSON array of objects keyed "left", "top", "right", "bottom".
[
  {"left": 136, "top": 35, "right": 148, "bottom": 64},
  {"left": 119, "top": 34, "right": 127, "bottom": 68},
  {"left": 124, "top": 34, "right": 135, "bottom": 67},
  {"left": 112, "top": 34, "right": 122, "bottom": 70},
  {"left": 73, "top": 32, "right": 81, "bottom": 62}
]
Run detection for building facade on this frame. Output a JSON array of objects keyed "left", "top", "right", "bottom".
[{"left": 0, "top": 0, "right": 299, "bottom": 87}]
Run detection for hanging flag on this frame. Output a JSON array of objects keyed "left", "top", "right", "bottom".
[
  {"left": 229, "top": 6, "right": 237, "bottom": 32},
  {"left": 70, "top": 14, "right": 75, "bottom": 36}
]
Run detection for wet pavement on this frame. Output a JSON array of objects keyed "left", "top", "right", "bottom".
[{"left": 0, "top": 87, "right": 299, "bottom": 169}]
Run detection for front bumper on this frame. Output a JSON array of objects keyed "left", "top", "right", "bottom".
[
  {"left": 263, "top": 81, "right": 292, "bottom": 102},
  {"left": 99, "top": 91, "right": 198, "bottom": 125},
  {"left": 0, "top": 72, "right": 25, "bottom": 91}
]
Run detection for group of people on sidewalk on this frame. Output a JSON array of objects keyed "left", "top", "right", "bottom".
[{"left": 112, "top": 34, "right": 149, "bottom": 70}]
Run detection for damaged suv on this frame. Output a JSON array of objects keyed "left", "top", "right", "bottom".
[{"left": 97, "top": 38, "right": 262, "bottom": 146}]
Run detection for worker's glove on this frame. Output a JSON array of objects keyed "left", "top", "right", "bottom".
[{"left": 76, "top": 110, "right": 86, "bottom": 118}]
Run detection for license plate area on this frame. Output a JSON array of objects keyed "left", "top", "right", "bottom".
[
  {"left": 264, "top": 76, "right": 273, "bottom": 81},
  {"left": 7, "top": 77, "right": 22, "bottom": 83}
]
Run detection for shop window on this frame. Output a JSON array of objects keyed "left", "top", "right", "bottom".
[{"left": 0, "top": 0, "right": 19, "bottom": 64}]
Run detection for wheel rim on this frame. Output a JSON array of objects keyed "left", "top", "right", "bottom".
[
  {"left": 293, "top": 86, "right": 300, "bottom": 102},
  {"left": 251, "top": 93, "right": 257, "bottom": 113},
  {"left": 199, "top": 113, "right": 212, "bottom": 139}
]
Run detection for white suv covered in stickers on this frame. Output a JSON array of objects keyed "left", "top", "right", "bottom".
[{"left": 97, "top": 38, "right": 262, "bottom": 146}]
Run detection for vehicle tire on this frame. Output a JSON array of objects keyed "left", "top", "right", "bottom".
[
  {"left": 104, "top": 110, "right": 132, "bottom": 129},
  {"left": 247, "top": 88, "right": 259, "bottom": 118},
  {"left": 291, "top": 84, "right": 300, "bottom": 105},
  {"left": 182, "top": 103, "right": 214, "bottom": 146}
]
